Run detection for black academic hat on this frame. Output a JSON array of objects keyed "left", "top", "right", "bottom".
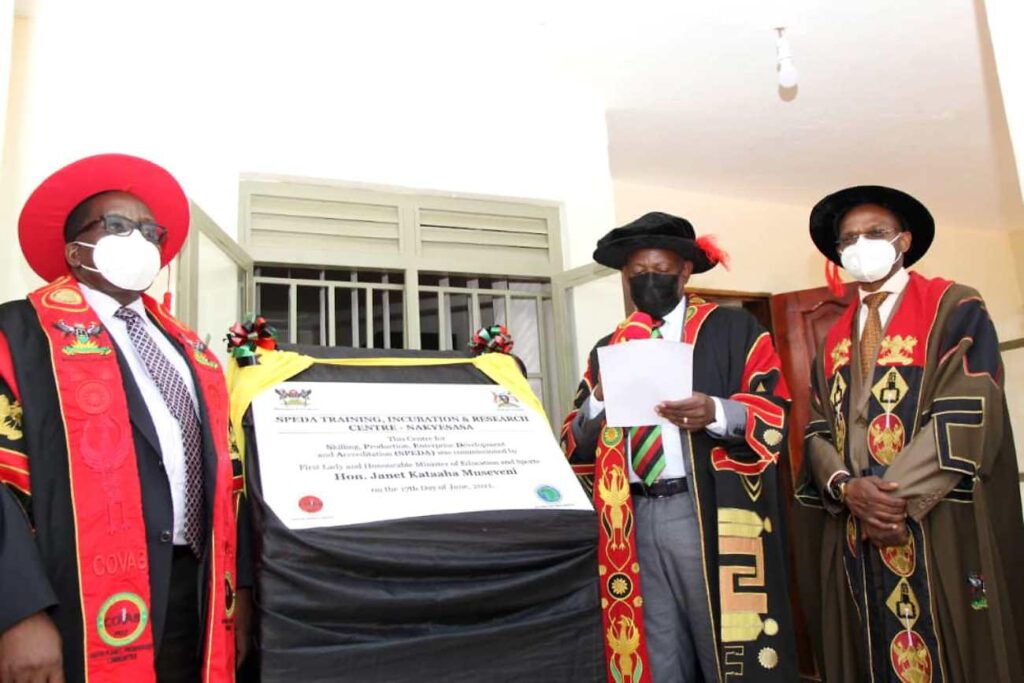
[
  {"left": 593, "top": 212, "right": 727, "bottom": 273},
  {"left": 809, "top": 185, "right": 934, "bottom": 267}
]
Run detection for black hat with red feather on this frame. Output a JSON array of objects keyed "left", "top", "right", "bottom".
[{"left": 593, "top": 212, "right": 729, "bottom": 273}]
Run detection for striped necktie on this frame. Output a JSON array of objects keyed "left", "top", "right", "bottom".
[
  {"left": 629, "top": 325, "right": 665, "bottom": 485},
  {"left": 114, "top": 307, "right": 205, "bottom": 557}
]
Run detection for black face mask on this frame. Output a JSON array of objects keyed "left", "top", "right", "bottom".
[{"left": 628, "top": 272, "right": 682, "bottom": 319}]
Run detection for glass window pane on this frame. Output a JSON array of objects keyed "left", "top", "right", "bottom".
[
  {"left": 296, "top": 286, "right": 326, "bottom": 345},
  {"left": 320, "top": 268, "right": 404, "bottom": 284},
  {"left": 450, "top": 275, "right": 470, "bottom": 289},
  {"left": 255, "top": 266, "right": 289, "bottom": 278},
  {"left": 418, "top": 273, "right": 444, "bottom": 288},
  {"left": 323, "top": 269, "right": 355, "bottom": 282},
  {"left": 447, "top": 292, "right": 471, "bottom": 351},
  {"left": 334, "top": 286, "right": 358, "bottom": 347},
  {"left": 351, "top": 270, "right": 405, "bottom": 284},
  {"left": 369, "top": 288, "right": 404, "bottom": 349},
  {"left": 419, "top": 272, "right": 470, "bottom": 289},
  {"left": 509, "top": 296, "right": 541, "bottom": 374},
  {"left": 419, "top": 291, "right": 441, "bottom": 350},
  {"left": 257, "top": 283, "right": 290, "bottom": 343},
  {"left": 289, "top": 267, "right": 323, "bottom": 281},
  {"left": 476, "top": 295, "right": 508, "bottom": 329},
  {"left": 475, "top": 276, "right": 501, "bottom": 290}
]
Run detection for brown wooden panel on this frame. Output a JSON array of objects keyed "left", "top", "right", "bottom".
[
  {"left": 770, "top": 285, "right": 856, "bottom": 481},
  {"left": 770, "top": 282, "right": 856, "bottom": 683}
]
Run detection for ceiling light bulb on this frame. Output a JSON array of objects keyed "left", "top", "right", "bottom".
[
  {"left": 778, "top": 59, "right": 799, "bottom": 88},
  {"left": 775, "top": 29, "right": 799, "bottom": 89}
]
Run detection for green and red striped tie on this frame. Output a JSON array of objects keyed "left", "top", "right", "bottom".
[{"left": 629, "top": 325, "right": 665, "bottom": 485}]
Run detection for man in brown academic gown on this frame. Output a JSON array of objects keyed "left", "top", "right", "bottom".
[{"left": 795, "top": 185, "right": 1024, "bottom": 682}]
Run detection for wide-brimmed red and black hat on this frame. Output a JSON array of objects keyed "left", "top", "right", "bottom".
[
  {"left": 18, "top": 153, "right": 190, "bottom": 282},
  {"left": 593, "top": 212, "right": 729, "bottom": 272},
  {"left": 809, "top": 185, "right": 934, "bottom": 267}
]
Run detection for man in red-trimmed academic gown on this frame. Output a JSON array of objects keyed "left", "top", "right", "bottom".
[
  {"left": 561, "top": 213, "right": 796, "bottom": 683},
  {"left": 0, "top": 154, "right": 252, "bottom": 682}
]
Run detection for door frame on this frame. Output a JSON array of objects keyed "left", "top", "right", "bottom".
[{"left": 175, "top": 201, "right": 255, "bottom": 330}]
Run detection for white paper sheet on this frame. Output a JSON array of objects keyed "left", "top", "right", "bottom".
[
  {"left": 251, "top": 382, "right": 593, "bottom": 528},
  {"left": 597, "top": 339, "right": 693, "bottom": 427}
]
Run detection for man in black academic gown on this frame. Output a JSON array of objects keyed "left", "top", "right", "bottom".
[{"left": 561, "top": 213, "right": 797, "bottom": 682}]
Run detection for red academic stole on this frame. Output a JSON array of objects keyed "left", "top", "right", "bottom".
[
  {"left": 28, "top": 277, "right": 237, "bottom": 682},
  {"left": 592, "top": 303, "right": 717, "bottom": 683},
  {"left": 823, "top": 272, "right": 952, "bottom": 380}
]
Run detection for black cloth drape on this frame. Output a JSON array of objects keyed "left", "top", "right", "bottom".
[{"left": 242, "top": 346, "right": 603, "bottom": 682}]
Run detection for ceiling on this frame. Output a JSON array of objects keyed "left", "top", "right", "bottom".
[
  {"left": 12, "top": 0, "right": 1023, "bottom": 230},
  {"left": 542, "top": 0, "right": 1023, "bottom": 230}
]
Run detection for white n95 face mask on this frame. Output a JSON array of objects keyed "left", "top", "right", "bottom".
[
  {"left": 839, "top": 234, "right": 901, "bottom": 283},
  {"left": 76, "top": 231, "right": 162, "bottom": 292}
]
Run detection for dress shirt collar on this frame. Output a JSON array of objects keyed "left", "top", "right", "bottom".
[
  {"left": 661, "top": 295, "right": 688, "bottom": 327},
  {"left": 858, "top": 267, "right": 909, "bottom": 303},
  {"left": 78, "top": 281, "right": 146, "bottom": 320}
]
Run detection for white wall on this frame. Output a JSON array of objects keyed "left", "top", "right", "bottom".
[
  {"left": 0, "top": 3, "right": 621, "bottom": 396},
  {"left": 984, "top": 0, "right": 1024, "bottom": 201},
  {"left": 0, "top": 2, "right": 616, "bottom": 305},
  {"left": 0, "top": 14, "right": 31, "bottom": 299},
  {"left": 0, "top": 0, "right": 12, "bottom": 171}
]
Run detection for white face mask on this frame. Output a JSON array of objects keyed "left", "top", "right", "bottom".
[
  {"left": 839, "top": 233, "right": 902, "bottom": 283},
  {"left": 75, "top": 231, "right": 162, "bottom": 292}
]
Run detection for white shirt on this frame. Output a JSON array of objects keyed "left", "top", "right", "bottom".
[
  {"left": 584, "top": 297, "right": 728, "bottom": 482},
  {"left": 857, "top": 268, "right": 910, "bottom": 336},
  {"left": 80, "top": 284, "right": 198, "bottom": 545}
]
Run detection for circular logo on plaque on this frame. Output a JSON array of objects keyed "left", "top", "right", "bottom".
[
  {"left": 535, "top": 485, "right": 562, "bottom": 503},
  {"left": 298, "top": 495, "right": 323, "bottom": 513},
  {"left": 96, "top": 592, "right": 149, "bottom": 647}
]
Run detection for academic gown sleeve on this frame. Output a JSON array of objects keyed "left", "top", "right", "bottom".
[
  {"left": 235, "top": 493, "right": 254, "bottom": 589},
  {"left": 801, "top": 354, "right": 848, "bottom": 515},
  {"left": 0, "top": 369, "right": 58, "bottom": 634},
  {"left": 723, "top": 324, "right": 792, "bottom": 460},
  {"left": 559, "top": 340, "right": 607, "bottom": 498},
  {"left": 882, "top": 289, "right": 1007, "bottom": 521},
  {"left": 225, "top": 419, "right": 254, "bottom": 590}
]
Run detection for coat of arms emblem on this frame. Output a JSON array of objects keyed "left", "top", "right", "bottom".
[
  {"left": 54, "top": 320, "right": 111, "bottom": 356},
  {"left": 276, "top": 388, "right": 312, "bottom": 407}
]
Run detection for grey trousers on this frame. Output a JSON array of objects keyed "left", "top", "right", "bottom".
[{"left": 634, "top": 489, "right": 719, "bottom": 683}]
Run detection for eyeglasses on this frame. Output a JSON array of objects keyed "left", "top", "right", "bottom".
[
  {"left": 76, "top": 214, "right": 168, "bottom": 245},
  {"left": 836, "top": 227, "right": 900, "bottom": 251}
]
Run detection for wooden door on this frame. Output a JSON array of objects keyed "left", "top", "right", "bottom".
[
  {"left": 770, "top": 284, "right": 857, "bottom": 480},
  {"left": 770, "top": 282, "right": 857, "bottom": 681}
]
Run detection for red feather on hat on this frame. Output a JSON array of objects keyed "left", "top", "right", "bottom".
[
  {"left": 825, "top": 259, "right": 846, "bottom": 298},
  {"left": 695, "top": 235, "right": 731, "bottom": 271}
]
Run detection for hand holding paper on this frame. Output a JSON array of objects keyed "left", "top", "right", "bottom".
[
  {"left": 655, "top": 393, "right": 716, "bottom": 431},
  {"left": 597, "top": 338, "right": 693, "bottom": 427}
]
